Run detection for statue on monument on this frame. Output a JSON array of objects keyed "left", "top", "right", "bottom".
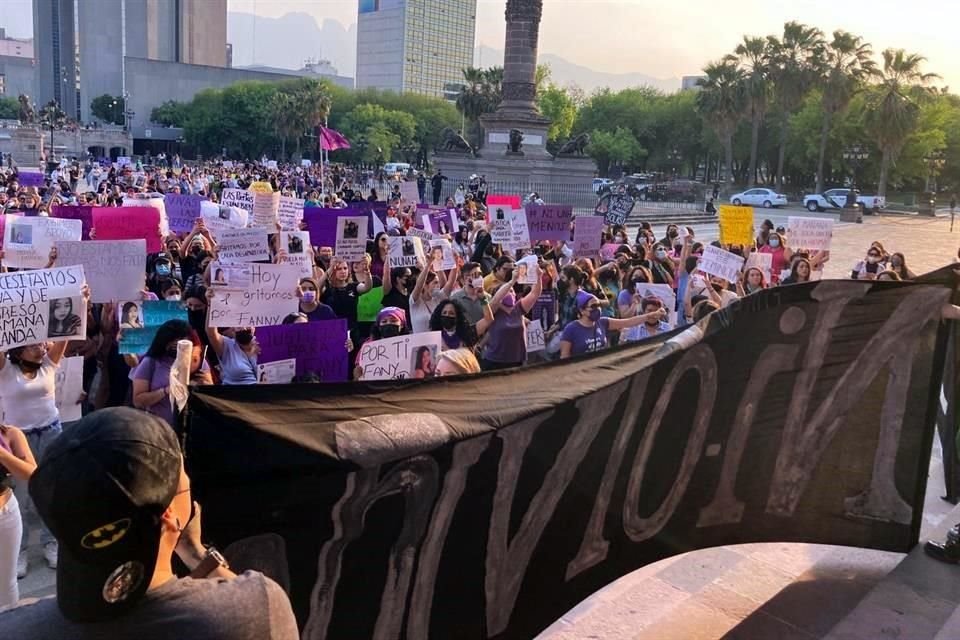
[
  {"left": 508, "top": 129, "right": 524, "bottom": 154},
  {"left": 556, "top": 132, "right": 591, "bottom": 156},
  {"left": 17, "top": 95, "right": 35, "bottom": 124},
  {"left": 437, "top": 128, "right": 475, "bottom": 155}
]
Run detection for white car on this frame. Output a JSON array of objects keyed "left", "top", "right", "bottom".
[
  {"left": 729, "top": 188, "right": 788, "bottom": 208},
  {"left": 803, "top": 189, "right": 886, "bottom": 213}
]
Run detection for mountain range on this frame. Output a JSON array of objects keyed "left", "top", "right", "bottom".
[{"left": 226, "top": 12, "right": 679, "bottom": 93}]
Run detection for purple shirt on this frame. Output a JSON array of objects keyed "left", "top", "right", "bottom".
[
  {"left": 132, "top": 356, "right": 174, "bottom": 425},
  {"left": 482, "top": 305, "right": 527, "bottom": 364},
  {"left": 302, "top": 303, "right": 337, "bottom": 322},
  {"left": 560, "top": 317, "right": 611, "bottom": 357}
]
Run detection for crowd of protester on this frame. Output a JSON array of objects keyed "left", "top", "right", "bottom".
[{"left": 0, "top": 155, "right": 952, "bottom": 634}]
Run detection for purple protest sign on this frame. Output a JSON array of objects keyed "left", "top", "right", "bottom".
[
  {"left": 164, "top": 194, "right": 203, "bottom": 234},
  {"left": 526, "top": 204, "right": 573, "bottom": 243},
  {"left": 427, "top": 210, "right": 457, "bottom": 235},
  {"left": 51, "top": 205, "right": 94, "bottom": 240},
  {"left": 17, "top": 171, "right": 44, "bottom": 187},
  {"left": 304, "top": 206, "right": 382, "bottom": 248},
  {"left": 257, "top": 319, "right": 349, "bottom": 382},
  {"left": 531, "top": 292, "right": 556, "bottom": 331}
]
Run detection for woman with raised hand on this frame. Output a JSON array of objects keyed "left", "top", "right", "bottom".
[
  {"left": 559, "top": 290, "right": 667, "bottom": 359},
  {"left": 480, "top": 265, "right": 542, "bottom": 371}
]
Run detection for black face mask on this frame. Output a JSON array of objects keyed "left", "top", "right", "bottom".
[
  {"left": 440, "top": 316, "right": 457, "bottom": 331},
  {"left": 380, "top": 324, "right": 401, "bottom": 339},
  {"left": 187, "top": 309, "right": 206, "bottom": 331},
  {"left": 235, "top": 330, "right": 254, "bottom": 346}
]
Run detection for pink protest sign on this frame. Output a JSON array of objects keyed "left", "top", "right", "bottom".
[{"left": 93, "top": 206, "right": 162, "bottom": 253}]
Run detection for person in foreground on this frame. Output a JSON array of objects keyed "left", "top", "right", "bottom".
[{"left": 0, "top": 408, "right": 298, "bottom": 639}]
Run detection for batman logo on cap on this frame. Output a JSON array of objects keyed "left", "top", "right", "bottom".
[{"left": 81, "top": 518, "right": 132, "bottom": 550}]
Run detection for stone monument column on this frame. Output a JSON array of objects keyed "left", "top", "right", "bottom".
[{"left": 499, "top": 0, "right": 544, "bottom": 116}]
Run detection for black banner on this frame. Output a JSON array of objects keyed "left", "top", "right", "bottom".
[{"left": 184, "top": 270, "right": 955, "bottom": 639}]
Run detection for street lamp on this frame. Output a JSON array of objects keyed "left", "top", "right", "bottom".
[{"left": 841, "top": 144, "right": 870, "bottom": 223}]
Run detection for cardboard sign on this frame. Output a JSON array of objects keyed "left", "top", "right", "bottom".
[
  {"left": 257, "top": 319, "right": 349, "bottom": 382},
  {"left": 357, "top": 286, "right": 384, "bottom": 323},
  {"left": 217, "top": 228, "right": 270, "bottom": 263},
  {"left": 0, "top": 265, "right": 87, "bottom": 349},
  {"left": 526, "top": 205, "right": 573, "bottom": 243},
  {"left": 573, "top": 216, "right": 604, "bottom": 258},
  {"left": 257, "top": 359, "right": 296, "bottom": 384},
  {"left": 50, "top": 205, "right": 94, "bottom": 240},
  {"left": 164, "top": 194, "right": 203, "bottom": 234},
  {"left": 251, "top": 192, "right": 280, "bottom": 228},
  {"left": 516, "top": 255, "right": 540, "bottom": 285},
  {"left": 596, "top": 192, "right": 635, "bottom": 226},
  {"left": 118, "top": 300, "right": 188, "bottom": 355},
  {"left": 718, "top": 205, "right": 754, "bottom": 246},
  {"left": 388, "top": 236, "right": 424, "bottom": 269},
  {"left": 221, "top": 188, "right": 256, "bottom": 214},
  {"left": 3, "top": 216, "right": 82, "bottom": 269},
  {"left": 54, "top": 355, "right": 85, "bottom": 423},
  {"left": 635, "top": 282, "right": 678, "bottom": 327},
  {"left": 278, "top": 232, "right": 313, "bottom": 278},
  {"left": 526, "top": 321, "right": 546, "bottom": 353},
  {"left": 427, "top": 210, "right": 458, "bottom": 235},
  {"left": 358, "top": 331, "right": 443, "bottom": 381},
  {"left": 335, "top": 216, "right": 368, "bottom": 262},
  {"left": 249, "top": 181, "right": 273, "bottom": 194},
  {"left": 699, "top": 245, "right": 745, "bottom": 284},
  {"left": 745, "top": 252, "right": 773, "bottom": 284},
  {"left": 210, "top": 262, "right": 252, "bottom": 288},
  {"left": 56, "top": 240, "right": 146, "bottom": 304},
  {"left": 407, "top": 227, "right": 435, "bottom": 242},
  {"left": 278, "top": 196, "right": 305, "bottom": 232},
  {"left": 503, "top": 208, "right": 531, "bottom": 252},
  {"left": 429, "top": 239, "right": 456, "bottom": 271},
  {"left": 788, "top": 217, "right": 834, "bottom": 252},
  {"left": 200, "top": 201, "right": 248, "bottom": 239},
  {"left": 208, "top": 263, "right": 299, "bottom": 327},
  {"left": 400, "top": 181, "right": 420, "bottom": 204},
  {"left": 93, "top": 207, "right": 162, "bottom": 253},
  {"left": 17, "top": 171, "right": 44, "bottom": 187},
  {"left": 531, "top": 292, "right": 556, "bottom": 330}
]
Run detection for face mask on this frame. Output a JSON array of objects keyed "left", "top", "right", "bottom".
[
  {"left": 668, "top": 230, "right": 678, "bottom": 238},
  {"left": 655, "top": 250, "right": 667, "bottom": 260},
  {"left": 768, "top": 239, "right": 780, "bottom": 248},
  {"left": 867, "top": 256, "right": 879, "bottom": 264},
  {"left": 302, "top": 291, "right": 316, "bottom": 304},
  {"left": 166, "top": 294, "right": 181, "bottom": 301},
  {"left": 892, "top": 258, "right": 902, "bottom": 267},
  {"left": 156, "top": 264, "right": 171, "bottom": 276},
  {"left": 441, "top": 316, "right": 457, "bottom": 331},
  {"left": 470, "top": 277, "right": 484, "bottom": 290},
  {"left": 380, "top": 324, "right": 401, "bottom": 339},
  {"left": 235, "top": 330, "right": 254, "bottom": 346},
  {"left": 501, "top": 293, "right": 516, "bottom": 308},
  {"left": 405, "top": 276, "right": 417, "bottom": 290},
  {"left": 588, "top": 308, "right": 602, "bottom": 322}
]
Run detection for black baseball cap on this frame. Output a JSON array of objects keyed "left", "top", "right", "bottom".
[{"left": 28, "top": 408, "right": 182, "bottom": 622}]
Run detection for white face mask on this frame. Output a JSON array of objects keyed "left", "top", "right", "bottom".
[
  {"left": 166, "top": 294, "right": 182, "bottom": 302},
  {"left": 470, "top": 277, "right": 484, "bottom": 290}
]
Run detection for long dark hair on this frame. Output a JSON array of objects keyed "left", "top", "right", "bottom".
[
  {"left": 146, "top": 320, "right": 195, "bottom": 359},
  {"left": 428, "top": 299, "right": 478, "bottom": 347}
]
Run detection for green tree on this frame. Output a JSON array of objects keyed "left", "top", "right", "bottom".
[
  {"left": 587, "top": 127, "right": 646, "bottom": 176},
  {"left": 90, "top": 94, "right": 125, "bottom": 125},
  {"left": 734, "top": 37, "right": 770, "bottom": 186},
  {"left": 766, "top": 22, "right": 825, "bottom": 189},
  {"left": 340, "top": 103, "right": 417, "bottom": 165},
  {"left": 268, "top": 91, "right": 299, "bottom": 159},
  {"left": 538, "top": 84, "right": 577, "bottom": 145},
  {"left": 697, "top": 60, "right": 746, "bottom": 188},
  {"left": 0, "top": 97, "right": 19, "bottom": 120},
  {"left": 149, "top": 100, "right": 189, "bottom": 127},
  {"left": 815, "top": 31, "right": 877, "bottom": 193},
  {"left": 865, "top": 49, "right": 940, "bottom": 198}
]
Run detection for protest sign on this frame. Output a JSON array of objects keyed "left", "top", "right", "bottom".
[
  {"left": 257, "top": 319, "right": 349, "bottom": 382},
  {"left": 595, "top": 192, "right": 635, "bottom": 226},
  {"left": 55, "top": 356, "right": 85, "bottom": 423},
  {"left": 217, "top": 228, "right": 270, "bottom": 263},
  {"left": 3, "top": 216, "right": 82, "bottom": 269},
  {"left": 487, "top": 194, "right": 522, "bottom": 210},
  {"left": 208, "top": 263, "right": 299, "bottom": 327},
  {"left": 56, "top": 240, "right": 146, "bottom": 303},
  {"left": 249, "top": 181, "right": 273, "bottom": 194},
  {"left": 531, "top": 292, "right": 556, "bottom": 330},
  {"left": 50, "top": 205, "right": 93, "bottom": 240},
  {"left": 358, "top": 331, "right": 443, "bottom": 380},
  {"left": 489, "top": 205, "right": 514, "bottom": 244},
  {"left": 116, "top": 156, "right": 131, "bottom": 167},
  {"left": 635, "top": 282, "right": 678, "bottom": 327},
  {"left": 18, "top": 171, "right": 44, "bottom": 187},
  {"left": 210, "top": 262, "right": 252, "bottom": 288},
  {"left": 526, "top": 204, "right": 573, "bottom": 242},
  {"left": 745, "top": 252, "right": 773, "bottom": 283},
  {"left": 400, "top": 181, "right": 420, "bottom": 204},
  {"left": 278, "top": 196, "right": 305, "bottom": 231},
  {"left": 335, "top": 216, "right": 368, "bottom": 262},
  {"left": 200, "top": 201, "right": 248, "bottom": 240},
  {"left": 718, "top": 205, "right": 754, "bottom": 246},
  {"left": 406, "top": 227, "right": 435, "bottom": 242},
  {"left": 93, "top": 206, "right": 162, "bottom": 253},
  {"left": 429, "top": 239, "right": 456, "bottom": 271},
  {"left": 526, "top": 321, "right": 546, "bottom": 353},
  {"left": 788, "top": 217, "right": 834, "bottom": 252},
  {"left": 302, "top": 207, "right": 374, "bottom": 249},
  {"left": 427, "top": 209, "right": 458, "bottom": 235},
  {"left": 279, "top": 232, "right": 313, "bottom": 278},
  {"left": 118, "top": 300, "right": 188, "bottom": 354},
  {"left": 504, "top": 208, "right": 532, "bottom": 252},
  {"left": 357, "top": 286, "right": 383, "bottom": 323},
  {"left": 516, "top": 255, "right": 540, "bottom": 285},
  {"left": 266, "top": 160, "right": 278, "bottom": 171},
  {"left": 0, "top": 266, "right": 87, "bottom": 349},
  {"left": 388, "top": 236, "right": 424, "bottom": 269},
  {"left": 221, "top": 188, "right": 255, "bottom": 214},
  {"left": 164, "top": 194, "right": 203, "bottom": 234},
  {"left": 699, "top": 245, "right": 746, "bottom": 283},
  {"left": 573, "top": 215, "right": 604, "bottom": 258},
  {"left": 257, "top": 360, "right": 296, "bottom": 384},
  {"left": 251, "top": 191, "right": 280, "bottom": 228}
]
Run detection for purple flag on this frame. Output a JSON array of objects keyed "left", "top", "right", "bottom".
[
  {"left": 164, "top": 194, "right": 204, "bottom": 234},
  {"left": 17, "top": 171, "right": 44, "bottom": 187},
  {"left": 317, "top": 126, "right": 351, "bottom": 152},
  {"left": 525, "top": 204, "right": 573, "bottom": 243},
  {"left": 51, "top": 205, "right": 94, "bottom": 240},
  {"left": 257, "top": 319, "right": 349, "bottom": 382}
]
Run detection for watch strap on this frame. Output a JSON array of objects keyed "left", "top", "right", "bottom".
[{"left": 189, "top": 546, "right": 229, "bottom": 579}]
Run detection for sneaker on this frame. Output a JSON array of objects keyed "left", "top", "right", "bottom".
[
  {"left": 16, "top": 551, "right": 27, "bottom": 579},
  {"left": 43, "top": 541, "right": 58, "bottom": 569}
]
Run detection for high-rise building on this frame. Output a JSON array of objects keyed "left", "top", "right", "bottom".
[
  {"left": 356, "top": 0, "right": 476, "bottom": 99},
  {"left": 0, "top": 29, "right": 37, "bottom": 99},
  {"left": 33, "top": 0, "right": 227, "bottom": 121}
]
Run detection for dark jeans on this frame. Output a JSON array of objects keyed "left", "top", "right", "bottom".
[{"left": 432, "top": 189, "right": 442, "bottom": 205}]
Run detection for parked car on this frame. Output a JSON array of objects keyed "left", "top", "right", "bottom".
[
  {"left": 592, "top": 178, "right": 614, "bottom": 194},
  {"left": 729, "top": 188, "right": 789, "bottom": 208},
  {"left": 803, "top": 188, "right": 886, "bottom": 213}
]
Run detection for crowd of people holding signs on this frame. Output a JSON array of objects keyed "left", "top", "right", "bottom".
[{"left": 0, "top": 155, "right": 946, "bottom": 632}]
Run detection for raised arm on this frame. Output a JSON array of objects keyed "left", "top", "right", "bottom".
[
  {"left": 519, "top": 268, "right": 543, "bottom": 314},
  {"left": 204, "top": 288, "right": 225, "bottom": 358}
]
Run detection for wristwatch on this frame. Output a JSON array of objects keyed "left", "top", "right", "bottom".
[{"left": 189, "top": 546, "right": 229, "bottom": 579}]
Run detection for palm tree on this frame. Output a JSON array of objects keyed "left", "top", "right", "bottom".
[
  {"left": 268, "top": 92, "right": 297, "bottom": 159},
  {"left": 734, "top": 36, "right": 770, "bottom": 187},
  {"left": 815, "top": 31, "right": 877, "bottom": 193},
  {"left": 456, "top": 66, "right": 503, "bottom": 147},
  {"left": 293, "top": 79, "right": 332, "bottom": 158},
  {"left": 865, "top": 49, "right": 940, "bottom": 198},
  {"left": 697, "top": 59, "right": 746, "bottom": 189},
  {"left": 766, "top": 21, "right": 825, "bottom": 190}
]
